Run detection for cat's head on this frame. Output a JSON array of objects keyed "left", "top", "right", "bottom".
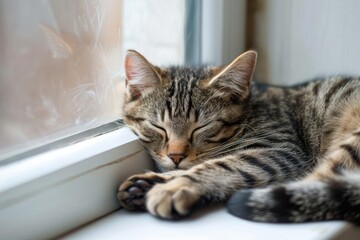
[{"left": 123, "top": 50, "right": 257, "bottom": 171}]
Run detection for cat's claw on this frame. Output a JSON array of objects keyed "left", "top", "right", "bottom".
[{"left": 117, "top": 172, "right": 166, "bottom": 211}]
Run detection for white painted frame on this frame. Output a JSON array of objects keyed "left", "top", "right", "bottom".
[
  {"left": 0, "top": 127, "right": 153, "bottom": 239},
  {"left": 201, "top": 0, "right": 247, "bottom": 66}
]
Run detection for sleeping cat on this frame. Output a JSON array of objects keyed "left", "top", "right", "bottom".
[{"left": 117, "top": 49, "right": 360, "bottom": 223}]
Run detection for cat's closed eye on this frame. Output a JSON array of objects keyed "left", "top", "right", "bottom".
[
  {"left": 190, "top": 123, "right": 225, "bottom": 144},
  {"left": 149, "top": 122, "right": 167, "bottom": 136},
  {"left": 141, "top": 122, "right": 167, "bottom": 142},
  {"left": 189, "top": 124, "right": 208, "bottom": 143}
]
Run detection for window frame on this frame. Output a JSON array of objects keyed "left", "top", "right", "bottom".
[
  {"left": 200, "top": 0, "right": 247, "bottom": 66},
  {"left": 0, "top": 1, "right": 248, "bottom": 238},
  {"left": 0, "top": 127, "right": 154, "bottom": 239}
]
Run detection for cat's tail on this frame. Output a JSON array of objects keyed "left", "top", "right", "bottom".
[{"left": 227, "top": 171, "right": 360, "bottom": 223}]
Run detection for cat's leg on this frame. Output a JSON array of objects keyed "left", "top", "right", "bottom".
[
  {"left": 227, "top": 128, "right": 360, "bottom": 223},
  {"left": 227, "top": 170, "right": 360, "bottom": 223},
  {"left": 117, "top": 172, "right": 166, "bottom": 211},
  {"left": 118, "top": 170, "right": 186, "bottom": 211},
  {"left": 118, "top": 147, "right": 304, "bottom": 219}
]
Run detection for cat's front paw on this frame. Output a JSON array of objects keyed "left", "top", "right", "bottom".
[
  {"left": 146, "top": 177, "right": 201, "bottom": 220},
  {"left": 117, "top": 172, "right": 166, "bottom": 211}
]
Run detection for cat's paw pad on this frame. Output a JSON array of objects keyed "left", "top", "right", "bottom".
[
  {"left": 117, "top": 172, "right": 166, "bottom": 211},
  {"left": 146, "top": 177, "right": 201, "bottom": 219}
]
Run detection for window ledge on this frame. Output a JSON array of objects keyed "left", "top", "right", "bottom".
[
  {"left": 2, "top": 127, "right": 359, "bottom": 240},
  {"left": 0, "top": 127, "right": 154, "bottom": 240},
  {"left": 65, "top": 206, "right": 359, "bottom": 240}
]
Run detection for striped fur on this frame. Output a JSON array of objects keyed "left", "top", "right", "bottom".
[{"left": 118, "top": 50, "right": 360, "bottom": 223}]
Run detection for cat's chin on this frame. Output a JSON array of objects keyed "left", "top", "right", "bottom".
[
  {"left": 156, "top": 163, "right": 192, "bottom": 172},
  {"left": 157, "top": 165, "right": 179, "bottom": 172},
  {"left": 155, "top": 164, "right": 174, "bottom": 172}
]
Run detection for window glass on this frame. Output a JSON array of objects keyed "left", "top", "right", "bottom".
[
  {"left": 0, "top": 0, "right": 185, "bottom": 159},
  {"left": 123, "top": 0, "right": 185, "bottom": 65}
]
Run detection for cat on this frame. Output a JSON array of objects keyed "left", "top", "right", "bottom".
[{"left": 117, "top": 49, "right": 360, "bottom": 223}]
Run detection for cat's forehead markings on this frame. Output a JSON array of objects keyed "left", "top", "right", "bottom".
[
  {"left": 162, "top": 109, "right": 171, "bottom": 125},
  {"left": 188, "top": 108, "right": 199, "bottom": 124},
  {"left": 160, "top": 108, "right": 165, "bottom": 122}
]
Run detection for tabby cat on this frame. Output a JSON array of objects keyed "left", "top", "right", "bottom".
[{"left": 117, "top": 50, "right": 360, "bottom": 223}]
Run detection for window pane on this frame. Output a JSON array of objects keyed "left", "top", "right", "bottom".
[
  {"left": 122, "top": 0, "right": 185, "bottom": 66},
  {"left": 0, "top": 0, "right": 185, "bottom": 159}
]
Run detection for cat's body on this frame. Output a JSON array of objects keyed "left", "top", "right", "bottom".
[{"left": 118, "top": 50, "right": 360, "bottom": 223}]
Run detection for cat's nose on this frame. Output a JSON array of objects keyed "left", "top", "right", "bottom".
[{"left": 168, "top": 153, "right": 187, "bottom": 165}]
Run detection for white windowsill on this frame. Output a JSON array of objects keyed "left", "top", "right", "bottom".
[
  {"left": 0, "top": 127, "right": 154, "bottom": 240},
  {"left": 1, "top": 126, "right": 359, "bottom": 240},
  {"left": 65, "top": 206, "right": 359, "bottom": 240}
]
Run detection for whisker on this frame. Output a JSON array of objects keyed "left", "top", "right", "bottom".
[
  {"left": 195, "top": 131, "right": 276, "bottom": 160},
  {"left": 203, "top": 130, "right": 274, "bottom": 153}
]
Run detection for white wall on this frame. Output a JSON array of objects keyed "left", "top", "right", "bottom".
[{"left": 255, "top": 0, "right": 360, "bottom": 85}]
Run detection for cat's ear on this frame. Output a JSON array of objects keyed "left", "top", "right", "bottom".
[
  {"left": 205, "top": 50, "right": 257, "bottom": 100},
  {"left": 124, "top": 50, "right": 162, "bottom": 100}
]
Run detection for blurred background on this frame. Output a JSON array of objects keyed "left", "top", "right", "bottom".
[{"left": 1, "top": 0, "right": 360, "bottom": 160}]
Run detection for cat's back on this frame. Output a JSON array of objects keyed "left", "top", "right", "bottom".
[
  {"left": 287, "top": 76, "right": 360, "bottom": 125},
  {"left": 252, "top": 76, "right": 360, "bottom": 112},
  {"left": 249, "top": 76, "right": 360, "bottom": 156}
]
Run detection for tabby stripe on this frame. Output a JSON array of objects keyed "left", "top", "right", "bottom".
[
  {"left": 168, "top": 83, "right": 175, "bottom": 97},
  {"left": 217, "top": 117, "right": 245, "bottom": 127},
  {"left": 329, "top": 108, "right": 342, "bottom": 119},
  {"left": 173, "top": 98, "right": 179, "bottom": 117},
  {"left": 339, "top": 87, "right": 356, "bottom": 101},
  {"left": 237, "top": 169, "right": 257, "bottom": 186},
  {"left": 271, "top": 186, "right": 297, "bottom": 219},
  {"left": 312, "top": 81, "right": 321, "bottom": 95},
  {"left": 206, "top": 126, "right": 223, "bottom": 138},
  {"left": 194, "top": 109, "right": 200, "bottom": 122},
  {"left": 139, "top": 137, "right": 153, "bottom": 143},
  {"left": 264, "top": 136, "right": 300, "bottom": 147},
  {"left": 165, "top": 99, "right": 172, "bottom": 119},
  {"left": 191, "top": 77, "right": 197, "bottom": 88},
  {"left": 241, "top": 154, "right": 277, "bottom": 176},
  {"left": 215, "top": 162, "right": 234, "bottom": 172},
  {"left": 125, "top": 115, "right": 145, "bottom": 122},
  {"left": 324, "top": 78, "right": 349, "bottom": 107},
  {"left": 341, "top": 144, "right": 360, "bottom": 165},
  {"left": 353, "top": 131, "right": 360, "bottom": 137},
  {"left": 160, "top": 109, "right": 165, "bottom": 122},
  {"left": 179, "top": 81, "right": 186, "bottom": 102},
  {"left": 206, "top": 136, "right": 233, "bottom": 144},
  {"left": 275, "top": 150, "right": 301, "bottom": 167},
  {"left": 280, "top": 143, "right": 304, "bottom": 154},
  {"left": 264, "top": 122, "right": 292, "bottom": 131},
  {"left": 186, "top": 93, "right": 193, "bottom": 118},
  {"left": 266, "top": 154, "right": 292, "bottom": 175},
  {"left": 323, "top": 128, "right": 334, "bottom": 139},
  {"left": 328, "top": 180, "right": 349, "bottom": 211},
  {"left": 277, "top": 128, "right": 297, "bottom": 136},
  {"left": 245, "top": 142, "right": 272, "bottom": 149},
  {"left": 285, "top": 112, "right": 303, "bottom": 146},
  {"left": 263, "top": 135, "right": 301, "bottom": 151},
  {"left": 206, "top": 128, "right": 240, "bottom": 144},
  {"left": 182, "top": 174, "right": 200, "bottom": 183}
]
